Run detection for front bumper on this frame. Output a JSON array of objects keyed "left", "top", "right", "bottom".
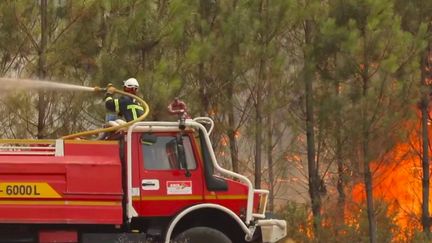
[{"left": 256, "top": 219, "right": 287, "bottom": 243}]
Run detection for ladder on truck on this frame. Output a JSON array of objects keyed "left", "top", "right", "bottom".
[{"left": 0, "top": 139, "right": 64, "bottom": 156}]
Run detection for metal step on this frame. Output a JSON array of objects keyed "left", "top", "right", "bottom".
[
  {"left": 82, "top": 233, "right": 147, "bottom": 243},
  {"left": 0, "top": 235, "right": 36, "bottom": 243}
]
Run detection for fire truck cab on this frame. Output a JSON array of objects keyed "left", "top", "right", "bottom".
[
  {"left": 0, "top": 117, "right": 287, "bottom": 243},
  {"left": 126, "top": 117, "right": 287, "bottom": 242}
]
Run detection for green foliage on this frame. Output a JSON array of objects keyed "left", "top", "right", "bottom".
[{"left": 278, "top": 201, "right": 311, "bottom": 243}]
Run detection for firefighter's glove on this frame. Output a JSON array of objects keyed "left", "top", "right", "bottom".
[{"left": 106, "top": 86, "right": 116, "bottom": 95}]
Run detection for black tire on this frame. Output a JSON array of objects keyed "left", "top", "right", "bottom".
[{"left": 173, "top": 226, "right": 232, "bottom": 243}]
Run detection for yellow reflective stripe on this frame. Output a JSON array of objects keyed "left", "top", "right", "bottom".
[
  {"left": 213, "top": 195, "right": 247, "bottom": 200},
  {"left": 0, "top": 139, "right": 55, "bottom": 144},
  {"left": 139, "top": 195, "right": 203, "bottom": 201},
  {"left": 0, "top": 200, "right": 121, "bottom": 206},
  {"left": 131, "top": 195, "right": 248, "bottom": 201},
  {"left": 64, "top": 140, "right": 118, "bottom": 145},
  {"left": 127, "top": 104, "right": 143, "bottom": 120},
  {"left": 114, "top": 99, "right": 120, "bottom": 113},
  {"left": 127, "top": 104, "right": 144, "bottom": 111},
  {"left": 105, "top": 97, "right": 113, "bottom": 102},
  {"left": 131, "top": 108, "right": 137, "bottom": 120}
]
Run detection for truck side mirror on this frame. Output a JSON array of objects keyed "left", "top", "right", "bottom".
[
  {"left": 176, "top": 134, "right": 191, "bottom": 177},
  {"left": 141, "top": 133, "right": 157, "bottom": 145}
]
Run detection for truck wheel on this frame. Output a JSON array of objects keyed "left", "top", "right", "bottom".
[{"left": 173, "top": 227, "right": 232, "bottom": 243}]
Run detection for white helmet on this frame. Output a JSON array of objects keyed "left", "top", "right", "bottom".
[{"left": 123, "top": 78, "right": 139, "bottom": 88}]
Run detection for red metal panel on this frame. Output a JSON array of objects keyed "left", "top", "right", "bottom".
[
  {"left": 0, "top": 204, "right": 122, "bottom": 224},
  {"left": 136, "top": 132, "right": 205, "bottom": 217},
  {"left": 204, "top": 179, "right": 249, "bottom": 216},
  {"left": 139, "top": 198, "right": 202, "bottom": 216},
  {"left": 63, "top": 140, "right": 119, "bottom": 157},
  {"left": 0, "top": 141, "right": 123, "bottom": 225},
  {"left": 66, "top": 164, "right": 122, "bottom": 194}
]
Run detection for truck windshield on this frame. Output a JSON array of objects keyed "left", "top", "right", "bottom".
[{"left": 142, "top": 135, "right": 197, "bottom": 170}]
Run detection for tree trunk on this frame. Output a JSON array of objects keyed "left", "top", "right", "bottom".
[
  {"left": 304, "top": 19, "right": 321, "bottom": 232},
  {"left": 226, "top": 1, "right": 239, "bottom": 173},
  {"left": 197, "top": 0, "right": 212, "bottom": 117},
  {"left": 266, "top": 108, "right": 274, "bottom": 212},
  {"left": 364, "top": 157, "right": 376, "bottom": 243},
  {"left": 362, "top": 103, "right": 377, "bottom": 243},
  {"left": 335, "top": 81, "right": 346, "bottom": 229},
  {"left": 254, "top": 64, "right": 263, "bottom": 189},
  {"left": 198, "top": 63, "right": 210, "bottom": 116},
  {"left": 227, "top": 82, "right": 239, "bottom": 173},
  {"left": 420, "top": 41, "right": 431, "bottom": 236},
  {"left": 420, "top": 93, "right": 430, "bottom": 235},
  {"left": 265, "top": 63, "right": 274, "bottom": 212},
  {"left": 37, "top": 0, "right": 48, "bottom": 139},
  {"left": 361, "top": 41, "right": 377, "bottom": 243},
  {"left": 254, "top": 0, "right": 269, "bottom": 190}
]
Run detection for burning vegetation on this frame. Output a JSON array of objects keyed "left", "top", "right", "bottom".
[
  {"left": 280, "top": 111, "right": 432, "bottom": 242},
  {"left": 349, "top": 114, "right": 431, "bottom": 241}
]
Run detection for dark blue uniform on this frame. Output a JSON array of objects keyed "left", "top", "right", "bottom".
[{"left": 105, "top": 94, "right": 144, "bottom": 122}]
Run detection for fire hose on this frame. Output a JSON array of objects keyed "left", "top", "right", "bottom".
[{"left": 61, "top": 86, "right": 150, "bottom": 140}]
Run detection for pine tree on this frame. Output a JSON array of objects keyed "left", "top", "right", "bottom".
[
  {"left": 394, "top": 0, "right": 432, "bottom": 236},
  {"left": 319, "top": 0, "right": 425, "bottom": 241}
]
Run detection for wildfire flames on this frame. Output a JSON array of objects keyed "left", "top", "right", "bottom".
[{"left": 351, "top": 117, "right": 430, "bottom": 238}]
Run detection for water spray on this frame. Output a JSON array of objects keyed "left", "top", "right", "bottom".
[
  {"left": 0, "top": 77, "right": 149, "bottom": 139},
  {"left": 0, "top": 77, "right": 97, "bottom": 92}
]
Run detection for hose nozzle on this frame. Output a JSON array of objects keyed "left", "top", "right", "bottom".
[{"left": 93, "top": 86, "right": 107, "bottom": 92}]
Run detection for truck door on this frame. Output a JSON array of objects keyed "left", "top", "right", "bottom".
[{"left": 137, "top": 132, "right": 204, "bottom": 217}]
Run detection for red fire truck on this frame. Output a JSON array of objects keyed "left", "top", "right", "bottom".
[{"left": 0, "top": 116, "right": 286, "bottom": 243}]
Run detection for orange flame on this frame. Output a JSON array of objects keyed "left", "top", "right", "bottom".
[{"left": 351, "top": 115, "right": 431, "bottom": 238}]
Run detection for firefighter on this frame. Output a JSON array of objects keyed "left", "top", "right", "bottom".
[{"left": 105, "top": 78, "right": 144, "bottom": 122}]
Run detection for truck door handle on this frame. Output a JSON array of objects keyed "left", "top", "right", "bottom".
[{"left": 141, "top": 179, "right": 159, "bottom": 190}]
